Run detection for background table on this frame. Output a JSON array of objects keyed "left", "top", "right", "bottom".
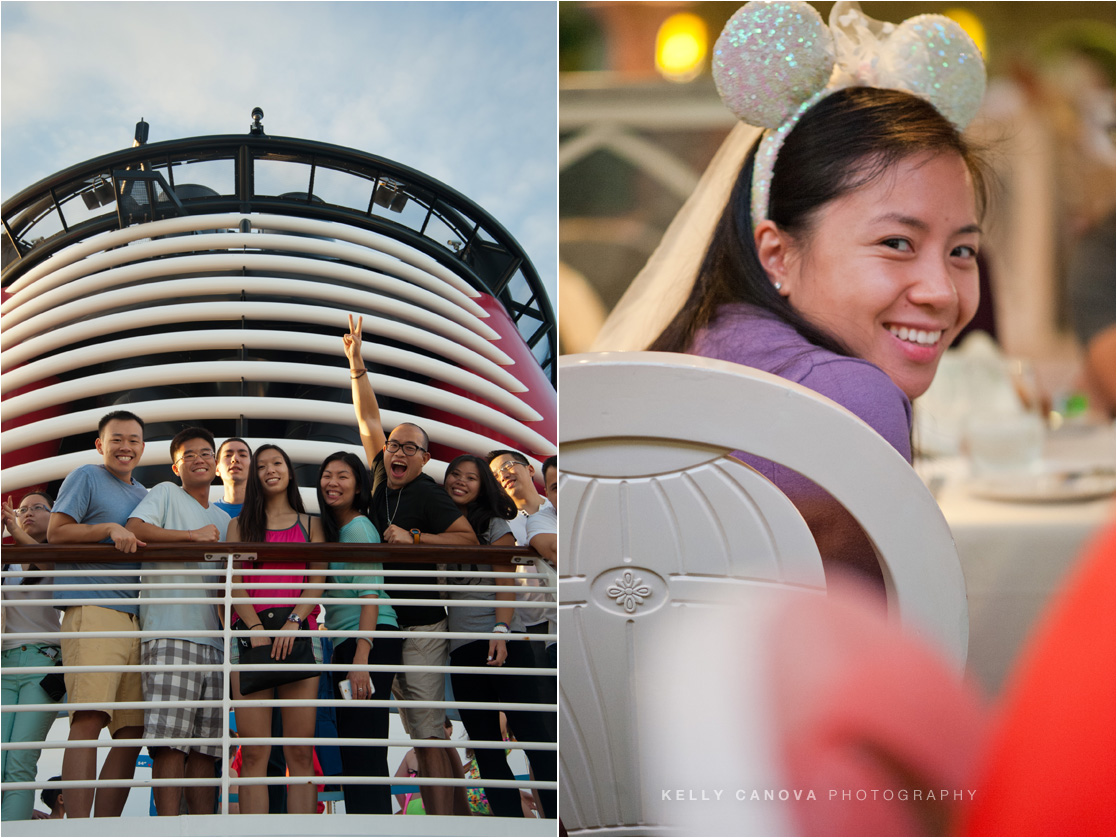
[{"left": 917, "top": 422, "right": 1115, "bottom": 695}]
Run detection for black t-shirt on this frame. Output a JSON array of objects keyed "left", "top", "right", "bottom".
[{"left": 370, "top": 454, "right": 464, "bottom": 627}]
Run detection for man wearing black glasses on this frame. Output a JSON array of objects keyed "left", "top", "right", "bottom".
[
  {"left": 342, "top": 315, "right": 476, "bottom": 816},
  {"left": 125, "top": 426, "right": 228, "bottom": 816}
]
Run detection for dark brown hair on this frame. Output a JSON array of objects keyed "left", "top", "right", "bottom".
[
  {"left": 445, "top": 454, "right": 516, "bottom": 542},
  {"left": 238, "top": 444, "right": 305, "bottom": 542},
  {"left": 169, "top": 426, "right": 215, "bottom": 463},
  {"left": 649, "top": 87, "right": 990, "bottom": 355},
  {"left": 316, "top": 451, "right": 372, "bottom": 543}
]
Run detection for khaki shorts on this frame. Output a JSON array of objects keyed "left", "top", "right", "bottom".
[
  {"left": 392, "top": 619, "right": 449, "bottom": 740},
  {"left": 60, "top": 605, "right": 144, "bottom": 734}
]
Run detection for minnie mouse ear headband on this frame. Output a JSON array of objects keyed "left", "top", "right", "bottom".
[{"left": 712, "top": 0, "right": 986, "bottom": 231}]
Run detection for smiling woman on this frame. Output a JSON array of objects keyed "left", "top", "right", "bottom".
[
  {"left": 316, "top": 450, "right": 402, "bottom": 815},
  {"left": 757, "top": 151, "right": 982, "bottom": 402},
  {"left": 227, "top": 444, "right": 326, "bottom": 816},
  {"left": 636, "top": 2, "right": 991, "bottom": 586}
]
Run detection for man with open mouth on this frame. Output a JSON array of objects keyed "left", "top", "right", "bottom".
[{"left": 342, "top": 315, "right": 478, "bottom": 816}]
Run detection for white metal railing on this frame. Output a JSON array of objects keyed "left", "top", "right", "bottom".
[{"left": 0, "top": 545, "right": 556, "bottom": 825}]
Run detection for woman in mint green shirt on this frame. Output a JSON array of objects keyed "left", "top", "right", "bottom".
[{"left": 317, "top": 451, "right": 401, "bottom": 815}]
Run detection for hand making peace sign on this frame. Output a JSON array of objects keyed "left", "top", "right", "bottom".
[{"left": 343, "top": 314, "right": 364, "bottom": 370}]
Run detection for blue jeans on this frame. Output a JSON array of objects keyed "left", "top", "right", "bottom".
[{"left": 1, "top": 643, "right": 61, "bottom": 821}]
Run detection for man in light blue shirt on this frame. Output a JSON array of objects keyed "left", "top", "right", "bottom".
[
  {"left": 48, "top": 410, "right": 149, "bottom": 819},
  {"left": 126, "top": 426, "right": 229, "bottom": 816}
]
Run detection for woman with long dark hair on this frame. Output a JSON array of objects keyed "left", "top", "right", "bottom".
[
  {"left": 316, "top": 450, "right": 401, "bottom": 814},
  {"left": 228, "top": 444, "right": 325, "bottom": 815},
  {"left": 627, "top": 2, "right": 991, "bottom": 586},
  {"left": 442, "top": 454, "right": 556, "bottom": 819}
]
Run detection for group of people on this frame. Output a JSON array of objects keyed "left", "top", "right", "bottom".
[{"left": 1, "top": 316, "right": 557, "bottom": 821}]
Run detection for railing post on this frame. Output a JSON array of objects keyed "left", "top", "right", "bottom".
[
  {"left": 220, "top": 552, "right": 235, "bottom": 815},
  {"left": 1, "top": 543, "right": 555, "bottom": 824}
]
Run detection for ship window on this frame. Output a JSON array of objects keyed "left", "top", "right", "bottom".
[
  {"left": 307, "top": 166, "right": 371, "bottom": 213},
  {"left": 421, "top": 213, "right": 460, "bottom": 253},
  {"left": 56, "top": 175, "right": 117, "bottom": 229},
  {"left": 169, "top": 159, "right": 234, "bottom": 198},
  {"left": 255, "top": 159, "right": 315, "bottom": 200}
]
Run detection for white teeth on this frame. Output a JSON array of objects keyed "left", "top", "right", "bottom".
[{"left": 889, "top": 326, "right": 941, "bottom": 346}]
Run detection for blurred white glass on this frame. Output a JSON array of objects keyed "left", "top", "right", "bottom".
[
  {"left": 964, "top": 358, "right": 1047, "bottom": 477},
  {"left": 966, "top": 411, "right": 1046, "bottom": 476}
]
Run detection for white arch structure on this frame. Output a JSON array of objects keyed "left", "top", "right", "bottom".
[
  {"left": 1, "top": 211, "right": 555, "bottom": 493},
  {"left": 2, "top": 212, "right": 478, "bottom": 302}
]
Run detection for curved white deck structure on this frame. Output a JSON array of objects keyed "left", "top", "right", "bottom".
[{"left": 1, "top": 130, "right": 556, "bottom": 504}]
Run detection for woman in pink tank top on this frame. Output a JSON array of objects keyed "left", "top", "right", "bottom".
[{"left": 228, "top": 444, "right": 325, "bottom": 815}]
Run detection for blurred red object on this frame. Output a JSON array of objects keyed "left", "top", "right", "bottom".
[
  {"left": 960, "top": 521, "right": 1116, "bottom": 837},
  {"left": 771, "top": 572, "right": 989, "bottom": 836}
]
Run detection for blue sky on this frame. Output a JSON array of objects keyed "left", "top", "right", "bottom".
[{"left": 0, "top": 0, "right": 558, "bottom": 305}]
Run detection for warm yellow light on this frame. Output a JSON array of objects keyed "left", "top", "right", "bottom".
[
  {"left": 945, "top": 7, "right": 987, "bottom": 59},
  {"left": 656, "top": 13, "right": 707, "bottom": 83}
]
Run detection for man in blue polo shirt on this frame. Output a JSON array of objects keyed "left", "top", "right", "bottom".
[{"left": 48, "top": 410, "right": 148, "bottom": 819}]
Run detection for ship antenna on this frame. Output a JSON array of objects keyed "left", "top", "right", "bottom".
[{"left": 133, "top": 118, "right": 149, "bottom": 147}]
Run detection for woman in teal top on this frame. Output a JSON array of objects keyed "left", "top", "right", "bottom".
[{"left": 317, "top": 450, "right": 401, "bottom": 815}]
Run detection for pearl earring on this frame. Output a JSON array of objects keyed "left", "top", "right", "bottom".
[{"left": 774, "top": 282, "right": 783, "bottom": 292}]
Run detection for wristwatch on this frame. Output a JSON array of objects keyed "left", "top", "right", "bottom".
[
  {"left": 286, "top": 613, "right": 302, "bottom": 625},
  {"left": 410, "top": 528, "right": 421, "bottom": 544}
]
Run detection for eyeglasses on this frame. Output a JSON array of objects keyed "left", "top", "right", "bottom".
[
  {"left": 18, "top": 504, "right": 50, "bottom": 515},
  {"left": 492, "top": 460, "right": 525, "bottom": 476},
  {"left": 176, "top": 450, "right": 216, "bottom": 464},
  {"left": 385, "top": 440, "right": 425, "bottom": 456}
]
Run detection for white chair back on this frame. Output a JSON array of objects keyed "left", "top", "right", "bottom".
[{"left": 559, "top": 351, "right": 967, "bottom": 834}]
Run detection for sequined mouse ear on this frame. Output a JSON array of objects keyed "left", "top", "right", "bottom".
[
  {"left": 873, "top": 14, "right": 986, "bottom": 131},
  {"left": 712, "top": 1, "right": 836, "bottom": 130}
]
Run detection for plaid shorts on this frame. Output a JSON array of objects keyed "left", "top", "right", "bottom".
[{"left": 141, "top": 639, "right": 223, "bottom": 758}]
